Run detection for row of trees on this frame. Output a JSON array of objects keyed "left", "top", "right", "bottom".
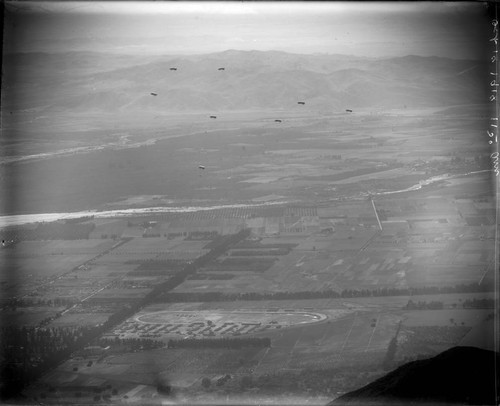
[
  {"left": 382, "top": 322, "right": 402, "bottom": 370},
  {"left": 64, "top": 216, "right": 94, "bottom": 224},
  {"left": 100, "top": 233, "right": 119, "bottom": 239},
  {"left": 462, "top": 298, "right": 495, "bottom": 308},
  {"left": 202, "top": 257, "right": 277, "bottom": 273},
  {"left": 186, "top": 231, "right": 219, "bottom": 240},
  {"left": 167, "top": 337, "right": 271, "bottom": 349},
  {"left": 3, "top": 297, "right": 75, "bottom": 310},
  {"left": 405, "top": 297, "right": 495, "bottom": 310},
  {"left": 1, "top": 325, "right": 100, "bottom": 399},
  {"left": 0, "top": 222, "right": 95, "bottom": 241},
  {"left": 230, "top": 248, "right": 290, "bottom": 256},
  {"left": 187, "top": 273, "right": 235, "bottom": 280},
  {"left": 202, "top": 232, "right": 248, "bottom": 250},
  {"left": 233, "top": 241, "right": 298, "bottom": 249},
  {"left": 142, "top": 233, "right": 162, "bottom": 238},
  {"left": 1, "top": 325, "right": 93, "bottom": 359},
  {"left": 97, "top": 337, "right": 165, "bottom": 350},
  {"left": 134, "top": 259, "right": 187, "bottom": 270},
  {"left": 157, "top": 282, "right": 494, "bottom": 303},
  {"left": 404, "top": 300, "right": 444, "bottom": 310}
]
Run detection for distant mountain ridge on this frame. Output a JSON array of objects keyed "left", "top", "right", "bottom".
[
  {"left": 332, "top": 346, "right": 500, "bottom": 405},
  {"left": 2, "top": 50, "right": 488, "bottom": 112}
]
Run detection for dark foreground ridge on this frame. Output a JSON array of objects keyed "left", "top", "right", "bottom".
[{"left": 332, "top": 346, "right": 500, "bottom": 405}]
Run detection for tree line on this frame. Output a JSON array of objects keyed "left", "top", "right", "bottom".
[
  {"left": 156, "top": 282, "right": 494, "bottom": 303},
  {"left": 128, "top": 259, "right": 187, "bottom": 270},
  {"left": 64, "top": 216, "right": 95, "bottom": 224},
  {"left": 167, "top": 336, "right": 271, "bottom": 349},
  {"left": 404, "top": 300, "right": 444, "bottom": 310},
  {"left": 97, "top": 337, "right": 165, "bottom": 351},
  {"left": 382, "top": 321, "right": 402, "bottom": 370},
  {"left": 3, "top": 297, "right": 76, "bottom": 310},
  {"left": 405, "top": 297, "right": 495, "bottom": 310},
  {"left": 230, "top": 248, "right": 290, "bottom": 256},
  {"left": 0, "top": 222, "right": 95, "bottom": 241},
  {"left": 462, "top": 298, "right": 495, "bottom": 308},
  {"left": 1, "top": 325, "right": 98, "bottom": 399}
]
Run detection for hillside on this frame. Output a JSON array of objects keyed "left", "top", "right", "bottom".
[
  {"left": 332, "top": 346, "right": 500, "bottom": 405},
  {"left": 2, "top": 50, "right": 488, "bottom": 112}
]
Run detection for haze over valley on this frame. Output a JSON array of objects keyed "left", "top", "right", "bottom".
[
  {"left": 1, "top": 50, "right": 491, "bottom": 215},
  {"left": 1, "top": 2, "right": 497, "bottom": 405}
]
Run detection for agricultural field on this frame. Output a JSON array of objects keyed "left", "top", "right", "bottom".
[
  {"left": 48, "top": 311, "right": 113, "bottom": 328},
  {"left": 1, "top": 306, "right": 67, "bottom": 327},
  {"left": 34, "top": 307, "right": 392, "bottom": 400},
  {"left": 2, "top": 172, "right": 495, "bottom": 403},
  {"left": 1, "top": 7, "right": 497, "bottom": 404},
  {"left": 97, "top": 238, "right": 210, "bottom": 267},
  {"left": 169, "top": 181, "right": 496, "bottom": 296},
  {"left": 88, "top": 219, "right": 131, "bottom": 239},
  {"left": 109, "top": 238, "right": 205, "bottom": 255},
  {"left": 22, "top": 287, "right": 495, "bottom": 402},
  {"left": 0, "top": 239, "right": 117, "bottom": 302},
  {"left": 2, "top": 103, "right": 490, "bottom": 215}
]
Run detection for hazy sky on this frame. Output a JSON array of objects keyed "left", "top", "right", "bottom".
[{"left": 3, "top": 1, "right": 492, "bottom": 59}]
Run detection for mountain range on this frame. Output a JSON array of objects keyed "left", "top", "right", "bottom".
[{"left": 2, "top": 50, "right": 488, "bottom": 113}]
